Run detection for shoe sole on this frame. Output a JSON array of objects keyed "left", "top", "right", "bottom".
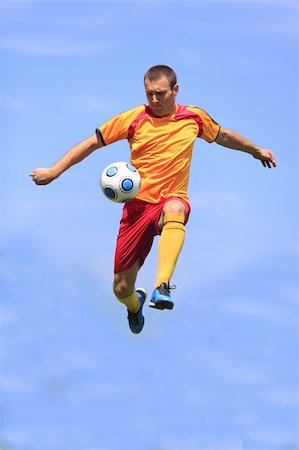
[{"left": 149, "top": 300, "right": 174, "bottom": 310}]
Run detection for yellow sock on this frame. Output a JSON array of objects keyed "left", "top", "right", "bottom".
[
  {"left": 155, "top": 213, "right": 185, "bottom": 288},
  {"left": 116, "top": 289, "right": 140, "bottom": 313}
]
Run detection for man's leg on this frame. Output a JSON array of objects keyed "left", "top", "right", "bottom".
[
  {"left": 156, "top": 199, "right": 186, "bottom": 287},
  {"left": 150, "top": 199, "right": 186, "bottom": 310},
  {"left": 113, "top": 260, "right": 141, "bottom": 313},
  {"left": 113, "top": 260, "right": 147, "bottom": 334}
]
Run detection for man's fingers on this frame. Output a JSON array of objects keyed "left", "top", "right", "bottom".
[
  {"left": 256, "top": 149, "right": 277, "bottom": 168},
  {"left": 268, "top": 158, "right": 277, "bottom": 168},
  {"left": 269, "top": 152, "right": 276, "bottom": 167},
  {"left": 261, "top": 158, "right": 276, "bottom": 169}
]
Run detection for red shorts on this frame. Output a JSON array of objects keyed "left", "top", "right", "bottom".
[{"left": 114, "top": 197, "right": 191, "bottom": 273}]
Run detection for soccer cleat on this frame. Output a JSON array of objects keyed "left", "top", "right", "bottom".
[
  {"left": 127, "top": 288, "right": 147, "bottom": 334},
  {"left": 149, "top": 283, "right": 175, "bottom": 310}
]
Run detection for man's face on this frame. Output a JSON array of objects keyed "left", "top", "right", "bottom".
[{"left": 144, "top": 75, "right": 179, "bottom": 117}]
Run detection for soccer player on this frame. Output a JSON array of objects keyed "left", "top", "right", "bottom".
[{"left": 30, "top": 65, "right": 276, "bottom": 334}]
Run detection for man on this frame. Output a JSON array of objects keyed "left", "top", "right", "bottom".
[{"left": 30, "top": 65, "right": 276, "bottom": 334}]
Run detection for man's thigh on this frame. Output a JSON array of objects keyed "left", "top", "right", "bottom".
[{"left": 114, "top": 200, "right": 157, "bottom": 273}]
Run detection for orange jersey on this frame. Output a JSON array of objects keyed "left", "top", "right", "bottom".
[{"left": 97, "top": 104, "right": 220, "bottom": 204}]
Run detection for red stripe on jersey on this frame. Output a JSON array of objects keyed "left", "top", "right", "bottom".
[
  {"left": 127, "top": 106, "right": 154, "bottom": 140},
  {"left": 127, "top": 104, "right": 204, "bottom": 140},
  {"left": 175, "top": 105, "right": 204, "bottom": 137}
]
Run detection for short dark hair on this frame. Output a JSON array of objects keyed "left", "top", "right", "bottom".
[{"left": 144, "top": 65, "right": 177, "bottom": 90}]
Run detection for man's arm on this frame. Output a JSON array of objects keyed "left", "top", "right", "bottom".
[
  {"left": 30, "top": 131, "right": 104, "bottom": 185},
  {"left": 215, "top": 127, "right": 276, "bottom": 168}
]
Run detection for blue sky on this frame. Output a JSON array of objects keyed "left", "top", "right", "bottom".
[{"left": 0, "top": 1, "right": 297, "bottom": 450}]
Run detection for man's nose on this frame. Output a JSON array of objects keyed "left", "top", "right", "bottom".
[{"left": 152, "top": 94, "right": 159, "bottom": 103}]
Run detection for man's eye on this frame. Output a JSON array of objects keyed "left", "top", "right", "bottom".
[{"left": 146, "top": 91, "right": 165, "bottom": 98}]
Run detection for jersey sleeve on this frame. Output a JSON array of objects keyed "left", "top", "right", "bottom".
[
  {"left": 96, "top": 105, "right": 145, "bottom": 145},
  {"left": 187, "top": 106, "right": 220, "bottom": 143}
]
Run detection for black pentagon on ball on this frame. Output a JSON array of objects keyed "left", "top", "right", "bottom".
[{"left": 104, "top": 187, "right": 116, "bottom": 198}]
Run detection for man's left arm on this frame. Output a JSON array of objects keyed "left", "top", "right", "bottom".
[{"left": 215, "top": 127, "right": 277, "bottom": 168}]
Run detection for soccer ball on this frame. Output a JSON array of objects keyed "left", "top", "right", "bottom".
[{"left": 100, "top": 161, "right": 141, "bottom": 203}]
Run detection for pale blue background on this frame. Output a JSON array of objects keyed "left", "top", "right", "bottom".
[{"left": 0, "top": 1, "right": 297, "bottom": 449}]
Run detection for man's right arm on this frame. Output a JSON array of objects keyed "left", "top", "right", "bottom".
[{"left": 30, "top": 131, "right": 104, "bottom": 185}]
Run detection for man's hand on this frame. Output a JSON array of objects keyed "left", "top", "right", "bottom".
[
  {"left": 252, "top": 148, "right": 277, "bottom": 168},
  {"left": 30, "top": 133, "right": 104, "bottom": 186},
  {"left": 30, "top": 168, "right": 57, "bottom": 185}
]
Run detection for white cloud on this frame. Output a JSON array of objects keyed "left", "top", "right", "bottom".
[
  {"left": 76, "top": 95, "right": 119, "bottom": 114},
  {"left": 0, "top": 258, "right": 40, "bottom": 283},
  {"left": 0, "top": 36, "right": 115, "bottom": 56},
  {"left": 189, "top": 190, "right": 249, "bottom": 228},
  {"left": 0, "top": 306, "right": 16, "bottom": 324},
  {"left": 0, "top": 429, "right": 31, "bottom": 449},
  {"left": 154, "top": 0, "right": 295, "bottom": 4},
  {"left": 53, "top": 13, "right": 123, "bottom": 29},
  {"left": 245, "top": 427, "right": 296, "bottom": 446},
  {"left": 0, "top": 93, "right": 108, "bottom": 114},
  {"left": 276, "top": 285, "right": 298, "bottom": 304},
  {"left": 191, "top": 190, "right": 242, "bottom": 209},
  {"left": 179, "top": 188, "right": 260, "bottom": 286},
  {"left": 0, "top": 96, "right": 36, "bottom": 112},
  {"left": 0, "top": 376, "right": 37, "bottom": 393},
  {"left": 189, "top": 349, "right": 267, "bottom": 385},
  {"left": 155, "top": 437, "right": 243, "bottom": 450},
  {"left": 210, "top": 355, "right": 267, "bottom": 384},
  {"left": 66, "top": 382, "right": 143, "bottom": 402},
  {"left": 263, "top": 388, "right": 298, "bottom": 407},
  {"left": 9, "top": 193, "right": 96, "bottom": 215},
  {"left": 180, "top": 20, "right": 295, "bottom": 35},
  {"left": 173, "top": 8, "right": 296, "bottom": 37},
  {"left": 200, "top": 438, "right": 243, "bottom": 450},
  {"left": 224, "top": 297, "right": 290, "bottom": 324}
]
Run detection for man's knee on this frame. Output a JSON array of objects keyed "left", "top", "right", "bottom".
[
  {"left": 159, "top": 199, "right": 186, "bottom": 230},
  {"left": 113, "top": 276, "right": 133, "bottom": 299},
  {"left": 163, "top": 199, "right": 186, "bottom": 215},
  {"left": 113, "top": 281, "right": 132, "bottom": 299},
  {"left": 113, "top": 261, "right": 140, "bottom": 299}
]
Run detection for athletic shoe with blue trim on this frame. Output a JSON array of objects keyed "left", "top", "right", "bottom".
[
  {"left": 127, "top": 288, "right": 147, "bottom": 334},
  {"left": 149, "top": 283, "right": 174, "bottom": 310}
]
